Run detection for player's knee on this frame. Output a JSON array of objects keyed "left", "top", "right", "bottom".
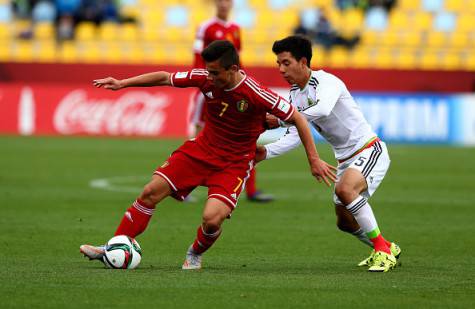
[
  {"left": 202, "top": 212, "right": 224, "bottom": 233},
  {"left": 140, "top": 183, "right": 161, "bottom": 205},
  {"left": 335, "top": 183, "right": 356, "bottom": 205}
]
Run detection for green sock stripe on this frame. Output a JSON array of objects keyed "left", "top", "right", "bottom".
[{"left": 366, "top": 228, "right": 381, "bottom": 239}]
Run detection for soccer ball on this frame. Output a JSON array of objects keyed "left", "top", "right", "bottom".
[{"left": 102, "top": 235, "right": 142, "bottom": 269}]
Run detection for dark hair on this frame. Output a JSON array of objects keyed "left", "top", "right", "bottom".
[
  {"left": 272, "top": 35, "right": 312, "bottom": 67},
  {"left": 201, "top": 40, "right": 239, "bottom": 69}
]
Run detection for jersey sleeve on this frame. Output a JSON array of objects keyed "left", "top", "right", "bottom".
[
  {"left": 264, "top": 126, "right": 301, "bottom": 159},
  {"left": 170, "top": 69, "right": 208, "bottom": 88},
  {"left": 301, "top": 73, "right": 342, "bottom": 120}
]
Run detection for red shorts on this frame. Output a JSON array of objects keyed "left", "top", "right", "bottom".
[{"left": 154, "top": 140, "right": 254, "bottom": 210}]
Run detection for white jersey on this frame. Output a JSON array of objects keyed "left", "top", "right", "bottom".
[{"left": 265, "top": 70, "right": 376, "bottom": 161}]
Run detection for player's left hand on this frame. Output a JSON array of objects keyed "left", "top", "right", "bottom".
[
  {"left": 93, "top": 77, "right": 123, "bottom": 90},
  {"left": 310, "top": 158, "right": 337, "bottom": 187},
  {"left": 255, "top": 145, "right": 267, "bottom": 162}
]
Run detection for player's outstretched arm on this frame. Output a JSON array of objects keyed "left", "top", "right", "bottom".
[
  {"left": 93, "top": 71, "right": 172, "bottom": 90},
  {"left": 287, "top": 111, "right": 337, "bottom": 186}
]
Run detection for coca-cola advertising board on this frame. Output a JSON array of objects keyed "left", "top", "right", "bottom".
[{"left": 0, "top": 83, "right": 195, "bottom": 137}]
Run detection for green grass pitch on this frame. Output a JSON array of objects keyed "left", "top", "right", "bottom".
[{"left": 1, "top": 136, "right": 474, "bottom": 308}]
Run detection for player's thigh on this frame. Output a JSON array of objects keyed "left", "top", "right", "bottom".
[
  {"left": 140, "top": 175, "right": 173, "bottom": 203},
  {"left": 154, "top": 144, "right": 209, "bottom": 200},
  {"left": 333, "top": 141, "right": 390, "bottom": 203},
  {"left": 206, "top": 160, "right": 253, "bottom": 210}
]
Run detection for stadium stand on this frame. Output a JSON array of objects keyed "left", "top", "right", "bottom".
[{"left": 0, "top": 0, "right": 473, "bottom": 70}]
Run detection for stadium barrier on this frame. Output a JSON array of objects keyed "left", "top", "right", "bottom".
[{"left": 1, "top": 83, "right": 474, "bottom": 145}]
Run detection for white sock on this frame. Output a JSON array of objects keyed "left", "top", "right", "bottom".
[
  {"left": 345, "top": 196, "right": 379, "bottom": 235},
  {"left": 352, "top": 228, "right": 373, "bottom": 247}
]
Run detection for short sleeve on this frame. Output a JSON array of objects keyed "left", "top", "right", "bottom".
[
  {"left": 171, "top": 69, "right": 208, "bottom": 88},
  {"left": 301, "top": 73, "right": 342, "bottom": 119}
]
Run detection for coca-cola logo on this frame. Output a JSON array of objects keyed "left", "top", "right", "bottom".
[{"left": 54, "top": 90, "right": 170, "bottom": 135}]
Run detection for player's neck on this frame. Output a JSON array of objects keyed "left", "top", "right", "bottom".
[
  {"left": 297, "top": 68, "right": 312, "bottom": 89},
  {"left": 226, "top": 71, "right": 245, "bottom": 90},
  {"left": 216, "top": 14, "right": 229, "bottom": 22}
]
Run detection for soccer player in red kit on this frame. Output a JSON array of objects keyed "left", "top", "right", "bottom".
[
  {"left": 80, "top": 40, "right": 336, "bottom": 270},
  {"left": 190, "top": 0, "right": 272, "bottom": 202}
]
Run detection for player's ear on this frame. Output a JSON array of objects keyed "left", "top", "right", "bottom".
[
  {"left": 229, "top": 64, "right": 239, "bottom": 72},
  {"left": 300, "top": 57, "right": 308, "bottom": 68}
]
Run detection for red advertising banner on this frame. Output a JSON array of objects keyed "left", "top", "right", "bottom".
[{"left": 0, "top": 83, "right": 195, "bottom": 137}]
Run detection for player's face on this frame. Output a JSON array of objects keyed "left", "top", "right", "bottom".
[
  {"left": 276, "top": 51, "right": 308, "bottom": 85},
  {"left": 216, "top": 0, "right": 233, "bottom": 19},
  {"left": 206, "top": 60, "right": 235, "bottom": 88}
]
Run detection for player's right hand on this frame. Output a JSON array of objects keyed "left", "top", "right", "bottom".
[
  {"left": 310, "top": 158, "right": 337, "bottom": 187},
  {"left": 265, "top": 114, "right": 281, "bottom": 129},
  {"left": 93, "top": 77, "right": 123, "bottom": 90}
]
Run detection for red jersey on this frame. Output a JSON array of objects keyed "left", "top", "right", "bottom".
[
  {"left": 171, "top": 69, "right": 295, "bottom": 161},
  {"left": 193, "top": 17, "right": 241, "bottom": 68}
]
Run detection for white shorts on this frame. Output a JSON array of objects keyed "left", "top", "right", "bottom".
[{"left": 333, "top": 140, "right": 390, "bottom": 205}]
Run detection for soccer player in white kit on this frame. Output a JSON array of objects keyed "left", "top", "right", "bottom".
[{"left": 257, "top": 36, "right": 401, "bottom": 272}]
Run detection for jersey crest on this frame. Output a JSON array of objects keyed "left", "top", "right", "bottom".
[{"left": 236, "top": 99, "right": 249, "bottom": 112}]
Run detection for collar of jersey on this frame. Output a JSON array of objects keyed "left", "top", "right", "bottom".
[{"left": 224, "top": 70, "right": 247, "bottom": 91}]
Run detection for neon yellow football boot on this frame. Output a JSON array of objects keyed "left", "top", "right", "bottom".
[
  {"left": 368, "top": 251, "right": 397, "bottom": 272},
  {"left": 358, "top": 242, "right": 401, "bottom": 267}
]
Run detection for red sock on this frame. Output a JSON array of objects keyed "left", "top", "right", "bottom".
[
  {"left": 370, "top": 234, "right": 391, "bottom": 254},
  {"left": 191, "top": 226, "right": 222, "bottom": 254},
  {"left": 383, "top": 237, "right": 391, "bottom": 247},
  {"left": 245, "top": 168, "right": 257, "bottom": 197},
  {"left": 114, "top": 199, "right": 155, "bottom": 238}
]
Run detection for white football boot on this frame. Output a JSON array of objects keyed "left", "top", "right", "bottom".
[
  {"left": 80, "top": 244, "right": 105, "bottom": 260},
  {"left": 182, "top": 246, "right": 202, "bottom": 270}
]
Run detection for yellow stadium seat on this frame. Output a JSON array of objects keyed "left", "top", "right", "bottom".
[
  {"left": 0, "top": 22, "right": 10, "bottom": 40},
  {"left": 413, "top": 12, "right": 433, "bottom": 31},
  {"left": 348, "top": 47, "right": 371, "bottom": 68},
  {"left": 328, "top": 47, "right": 349, "bottom": 68},
  {"left": 427, "top": 31, "right": 447, "bottom": 48},
  {"left": 341, "top": 9, "right": 364, "bottom": 35},
  {"left": 456, "top": 14, "right": 473, "bottom": 32},
  {"left": 143, "top": 43, "right": 167, "bottom": 64},
  {"left": 441, "top": 52, "right": 461, "bottom": 70},
  {"left": 361, "top": 30, "right": 380, "bottom": 46},
  {"left": 0, "top": 43, "right": 10, "bottom": 61},
  {"left": 36, "top": 42, "right": 56, "bottom": 62},
  {"left": 373, "top": 48, "right": 394, "bottom": 69},
  {"left": 380, "top": 31, "right": 399, "bottom": 47},
  {"left": 141, "top": 28, "right": 161, "bottom": 42},
  {"left": 388, "top": 11, "right": 410, "bottom": 30},
  {"left": 464, "top": 53, "right": 475, "bottom": 70},
  {"left": 34, "top": 22, "right": 55, "bottom": 40},
  {"left": 398, "top": 0, "right": 420, "bottom": 11},
  {"left": 400, "top": 31, "right": 421, "bottom": 47},
  {"left": 448, "top": 32, "right": 469, "bottom": 49},
  {"left": 79, "top": 42, "right": 101, "bottom": 63},
  {"left": 120, "top": 23, "right": 139, "bottom": 41},
  {"left": 396, "top": 49, "right": 417, "bottom": 69},
  {"left": 418, "top": 51, "right": 440, "bottom": 70},
  {"left": 98, "top": 22, "right": 119, "bottom": 41},
  {"left": 58, "top": 41, "right": 78, "bottom": 62},
  {"left": 14, "top": 41, "right": 34, "bottom": 62},
  {"left": 75, "top": 22, "right": 96, "bottom": 41},
  {"left": 444, "top": 0, "right": 464, "bottom": 12}
]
